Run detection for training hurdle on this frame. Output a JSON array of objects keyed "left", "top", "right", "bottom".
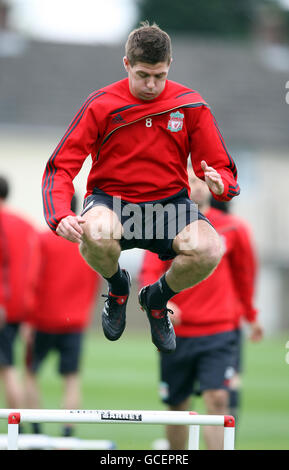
[
  {"left": 0, "top": 409, "right": 235, "bottom": 450},
  {"left": 0, "top": 434, "right": 116, "bottom": 450}
]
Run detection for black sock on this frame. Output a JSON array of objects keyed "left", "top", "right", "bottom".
[
  {"left": 62, "top": 426, "right": 74, "bottom": 437},
  {"left": 229, "top": 389, "right": 240, "bottom": 421},
  {"left": 104, "top": 264, "right": 129, "bottom": 295},
  {"left": 31, "top": 422, "right": 42, "bottom": 434},
  {"left": 146, "top": 274, "right": 177, "bottom": 309}
]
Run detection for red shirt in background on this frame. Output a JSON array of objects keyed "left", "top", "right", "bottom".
[
  {"left": 29, "top": 230, "right": 101, "bottom": 333},
  {"left": 0, "top": 207, "right": 40, "bottom": 323},
  {"left": 139, "top": 207, "right": 258, "bottom": 337}
]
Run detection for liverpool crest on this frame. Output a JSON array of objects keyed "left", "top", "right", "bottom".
[{"left": 167, "top": 111, "right": 184, "bottom": 132}]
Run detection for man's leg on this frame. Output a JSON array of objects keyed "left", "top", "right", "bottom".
[
  {"left": 158, "top": 337, "right": 195, "bottom": 448},
  {"left": 139, "top": 220, "right": 223, "bottom": 352},
  {"left": 0, "top": 324, "right": 24, "bottom": 410},
  {"left": 62, "top": 373, "right": 80, "bottom": 409},
  {"left": 0, "top": 366, "right": 23, "bottom": 408},
  {"left": 79, "top": 205, "right": 123, "bottom": 278},
  {"left": 228, "top": 373, "right": 241, "bottom": 423},
  {"left": 168, "top": 219, "right": 223, "bottom": 291},
  {"left": 61, "top": 373, "right": 81, "bottom": 437},
  {"left": 141, "top": 220, "right": 222, "bottom": 309},
  {"left": 229, "top": 328, "right": 243, "bottom": 424},
  {"left": 165, "top": 397, "right": 191, "bottom": 450},
  {"left": 25, "top": 370, "right": 42, "bottom": 409},
  {"left": 24, "top": 330, "right": 53, "bottom": 434},
  {"left": 79, "top": 206, "right": 131, "bottom": 341},
  {"left": 202, "top": 389, "right": 229, "bottom": 450},
  {"left": 197, "top": 331, "right": 236, "bottom": 450},
  {"left": 25, "top": 369, "right": 44, "bottom": 434},
  {"left": 57, "top": 332, "right": 83, "bottom": 437}
]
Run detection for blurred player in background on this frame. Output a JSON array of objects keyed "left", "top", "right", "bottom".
[
  {"left": 209, "top": 197, "right": 263, "bottom": 426},
  {"left": 0, "top": 175, "right": 40, "bottom": 414},
  {"left": 42, "top": 22, "right": 240, "bottom": 355},
  {"left": 25, "top": 195, "right": 101, "bottom": 437},
  {"left": 139, "top": 168, "right": 262, "bottom": 450}
]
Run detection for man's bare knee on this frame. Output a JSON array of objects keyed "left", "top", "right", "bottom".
[
  {"left": 200, "top": 234, "right": 223, "bottom": 269},
  {"left": 80, "top": 234, "right": 121, "bottom": 262},
  {"left": 83, "top": 221, "right": 122, "bottom": 245},
  {"left": 203, "top": 389, "right": 229, "bottom": 414},
  {"left": 82, "top": 206, "right": 123, "bottom": 241},
  {"left": 174, "top": 221, "right": 223, "bottom": 264},
  {"left": 78, "top": 207, "right": 122, "bottom": 277},
  {"left": 167, "top": 224, "right": 223, "bottom": 291},
  {"left": 179, "top": 234, "right": 223, "bottom": 270},
  {"left": 79, "top": 234, "right": 121, "bottom": 278}
]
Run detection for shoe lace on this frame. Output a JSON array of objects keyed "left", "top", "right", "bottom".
[
  {"left": 102, "top": 294, "right": 121, "bottom": 317},
  {"left": 164, "top": 308, "right": 174, "bottom": 327},
  {"left": 164, "top": 307, "right": 174, "bottom": 317},
  {"left": 156, "top": 307, "right": 174, "bottom": 331}
]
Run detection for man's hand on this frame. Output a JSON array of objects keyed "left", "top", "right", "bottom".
[
  {"left": 249, "top": 321, "right": 263, "bottom": 343},
  {"left": 201, "top": 160, "right": 224, "bottom": 196},
  {"left": 0, "top": 305, "right": 6, "bottom": 329},
  {"left": 20, "top": 323, "right": 34, "bottom": 345},
  {"left": 56, "top": 215, "right": 86, "bottom": 243}
]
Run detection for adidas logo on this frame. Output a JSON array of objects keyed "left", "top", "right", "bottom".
[{"left": 112, "top": 114, "right": 125, "bottom": 124}]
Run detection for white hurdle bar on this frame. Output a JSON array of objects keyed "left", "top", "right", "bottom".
[{"left": 0, "top": 409, "right": 235, "bottom": 450}]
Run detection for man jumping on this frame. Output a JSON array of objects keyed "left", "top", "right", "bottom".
[{"left": 42, "top": 22, "right": 240, "bottom": 354}]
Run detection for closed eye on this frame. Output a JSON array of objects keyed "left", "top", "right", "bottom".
[
  {"left": 137, "top": 72, "right": 149, "bottom": 78},
  {"left": 136, "top": 72, "right": 167, "bottom": 79}
]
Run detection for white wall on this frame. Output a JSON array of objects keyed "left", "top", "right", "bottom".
[
  {"left": 233, "top": 149, "right": 289, "bottom": 264},
  {"left": 0, "top": 126, "right": 91, "bottom": 229}
]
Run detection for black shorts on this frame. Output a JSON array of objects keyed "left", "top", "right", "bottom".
[
  {"left": 159, "top": 331, "right": 237, "bottom": 406},
  {"left": 232, "top": 328, "right": 243, "bottom": 373},
  {"left": 0, "top": 323, "right": 20, "bottom": 366},
  {"left": 27, "top": 330, "right": 84, "bottom": 375},
  {"left": 82, "top": 187, "right": 211, "bottom": 261}
]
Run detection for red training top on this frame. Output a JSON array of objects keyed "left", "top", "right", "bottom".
[
  {"left": 28, "top": 230, "right": 101, "bottom": 333},
  {"left": 139, "top": 208, "right": 258, "bottom": 337},
  {"left": 42, "top": 78, "right": 240, "bottom": 232},
  {"left": 0, "top": 207, "right": 40, "bottom": 323}
]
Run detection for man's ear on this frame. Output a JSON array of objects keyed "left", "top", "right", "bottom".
[{"left": 123, "top": 56, "right": 130, "bottom": 72}]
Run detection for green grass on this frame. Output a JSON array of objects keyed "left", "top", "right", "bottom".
[
  {"left": 233, "top": 334, "right": 289, "bottom": 450},
  {"left": 0, "top": 331, "right": 288, "bottom": 450}
]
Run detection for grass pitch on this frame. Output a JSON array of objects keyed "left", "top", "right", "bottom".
[{"left": 0, "top": 330, "right": 288, "bottom": 450}]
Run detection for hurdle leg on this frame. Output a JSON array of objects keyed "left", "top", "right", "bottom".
[
  {"left": 188, "top": 425, "right": 200, "bottom": 450},
  {"left": 223, "top": 415, "right": 235, "bottom": 450},
  {"left": 8, "top": 413, "right": 20, "bottom": 450}
]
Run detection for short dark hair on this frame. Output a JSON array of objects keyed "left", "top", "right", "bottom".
[
  {"left": 0, "top": 176, "right": 9, "bottom": 200},
  {"left": 210, "top": 196, "right": 231, "bottom": 213},
  {"left": 125, "top": 21, "right": 172, "bottom": 66}
]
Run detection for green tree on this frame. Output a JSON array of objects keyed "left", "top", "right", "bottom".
[{"left": 135, "top": 0, "right": 256, "bottom": 38}]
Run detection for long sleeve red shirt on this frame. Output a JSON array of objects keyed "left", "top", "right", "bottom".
[
  {"left": 139, "top": 207, "right": 258, "bottom": 337},
  {"left": 0, "top": 207, "right": 40, "bottom": 323},
  {"left": 42, "top": 78, "right": 240, "bottom": 232},
  {"left": 28, "top": 230, "right": 101, "bottom": 333}
]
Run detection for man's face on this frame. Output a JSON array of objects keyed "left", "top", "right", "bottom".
[
  {"left": 123, "top": 57, "right": 171, "bottom": 101},
  {"left": 188, "top": 169, "right": 211, "bottom": 207}
]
